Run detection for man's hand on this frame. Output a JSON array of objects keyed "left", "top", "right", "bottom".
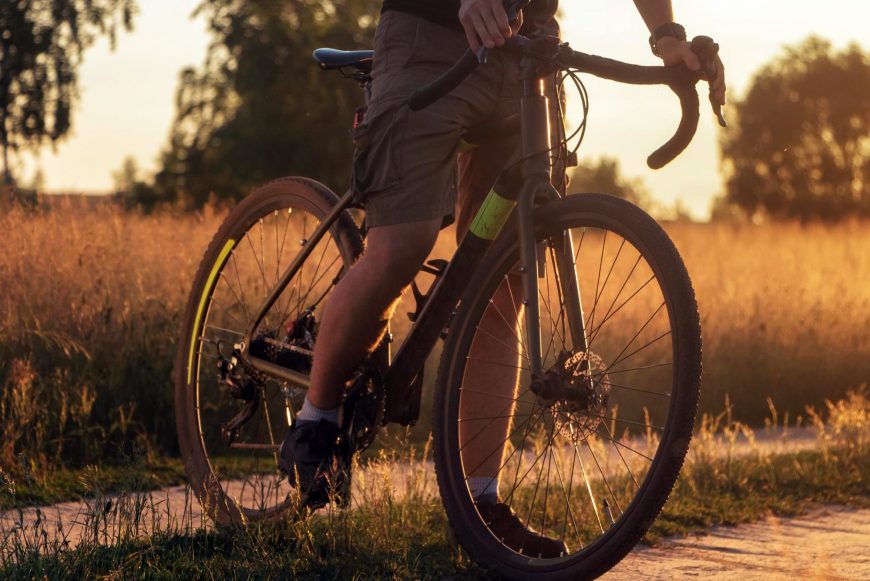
[
  {"left": 459, "top": 0, "right": 514, "bottom": 54},
  {"left": 656, "top": 36, "right": 727, "bottom": 105}
]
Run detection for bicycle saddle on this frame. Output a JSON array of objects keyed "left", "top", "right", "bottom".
[{"left": 313, "top": 48, "right": 374, "bottom": 72}]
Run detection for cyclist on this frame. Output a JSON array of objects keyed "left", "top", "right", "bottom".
[{"left": 280, "top": 0, "right": 726, "bottom": 557}]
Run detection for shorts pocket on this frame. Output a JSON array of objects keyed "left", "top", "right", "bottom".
[
  {"left": 404, "top": 18, "right": 468, "bottom": 68},
  {"left": 351, "top": 107, "right": 406, "bottom": 202},
  {"left": 375, "top": 12, "right": 421, "bottom": 71}
]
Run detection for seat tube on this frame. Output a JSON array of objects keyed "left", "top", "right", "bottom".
[{"left": 518, "top": 70, "right": 552, "bottom": 378}]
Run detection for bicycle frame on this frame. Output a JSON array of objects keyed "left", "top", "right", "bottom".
[{"left": 240, "top": 55, "right": 589, "bottom": 426}]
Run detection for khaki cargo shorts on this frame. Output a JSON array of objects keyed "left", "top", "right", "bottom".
[{"left": 352, "top": 10, "right": 525, "bottom": 229}]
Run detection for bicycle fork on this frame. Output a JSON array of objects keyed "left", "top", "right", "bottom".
[{"left": 515, "top": 72, "right": 589, "bottom": 384}]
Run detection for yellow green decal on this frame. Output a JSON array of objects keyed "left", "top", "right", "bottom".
[
  {"left": 469, "top": 189, "right": 515, "bottom": 240},
  {"left": 187, "top": 239, "right": 236, "bottom": 384},
  {"left": 457, "top": 139, "right": 479, "bottom": 153}
]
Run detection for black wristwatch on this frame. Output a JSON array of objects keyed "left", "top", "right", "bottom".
[{"left": 649, "top": 22, "right": 687, "bottom": 57}]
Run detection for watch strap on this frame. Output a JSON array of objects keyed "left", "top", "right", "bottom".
[{"left": 649, "top": 22, "right": 687, "bottom": 57}]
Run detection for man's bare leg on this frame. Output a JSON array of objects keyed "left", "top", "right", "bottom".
[
  {"left": 460, "top": 275, "right": 524, "bottom": 499},
  {"left": 305, "top": 218, "right": 442, "bottom": 409}
]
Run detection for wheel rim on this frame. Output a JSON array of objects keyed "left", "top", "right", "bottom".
[
  {"left": 190, "top": 200, "right": 354, "bottom": 518},
  {"left": 451, "top": 213, "right": 697, "bottom": 564}
]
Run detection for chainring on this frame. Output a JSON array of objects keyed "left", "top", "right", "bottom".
[{"left": 340, "top": 367, "right": 386, "bottom": 460}]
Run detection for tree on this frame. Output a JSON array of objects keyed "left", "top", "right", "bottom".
[
  {"left": 153, "top": 0, "right": 381, "bottom": 207},
  {"left": 568, "top": 156, "right": 652, "bottom": 210},
  {"left": 720, "top": 37, "right": 870, "bottom": 221},
  {"left": 0, "top": 0, "right": 136, "bottom": 185},
  {"left": 113, "top": 155, "right": 159, "bottom": 210}
]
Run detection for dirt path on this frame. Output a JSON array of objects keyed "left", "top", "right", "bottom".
[
  {"left": 0, "top": 426, "right": 817, "bottom": 550},
  {"left": 605, "top": 505, "right": 870, "bottom": 580},
  {"left": 5, "top": 426, "right": 861, "bottom": 577}
]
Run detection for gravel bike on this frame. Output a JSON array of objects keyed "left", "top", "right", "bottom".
[{"left": 174, "top": 2, "right": 724, "bottom": 577}]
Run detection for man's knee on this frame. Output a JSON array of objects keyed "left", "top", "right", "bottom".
[{"left": 362, "top": 218, "right": 442, "bottom": 283}]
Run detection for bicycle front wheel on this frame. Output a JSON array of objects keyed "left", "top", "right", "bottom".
[
  {"left": 175, "top": 177, "right": 363, "bottom": 525},
  {"left": 434, "top": 193, "right": 701, "bottom": 579}
]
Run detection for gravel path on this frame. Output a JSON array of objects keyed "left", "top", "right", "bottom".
[
  {"left": 605, "top": 505, "right": 870, "bottom": 580},
  {"left": 5, "top": 426, "right": 861, "bottom": 579}
]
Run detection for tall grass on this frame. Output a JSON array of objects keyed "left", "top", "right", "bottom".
[
  {"left": 0, "top": 199, "right": 867, "bottom": 474},
  {"left": 0, "top": 200, "right": 218, "bottom": 472}
]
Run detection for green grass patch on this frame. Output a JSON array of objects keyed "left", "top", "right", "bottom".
[
  {"left": 0, "top": 460, "right": 189, "bottom": 510},
  {"left": 3, "top": 444, "right": 867, "bottom": 580},
  {"left": 4, "top": 391, "right": 867, "bottom": 577},
  {"left": 649, "top": 447, "right": 870, "bottom": 541}
]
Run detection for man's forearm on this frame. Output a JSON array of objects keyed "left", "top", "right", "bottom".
[{"left": 632, "top": 0, "right": 675, "bottom": 31}]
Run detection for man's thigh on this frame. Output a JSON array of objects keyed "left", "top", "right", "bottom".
[{"left": 353, "top": 11, "right": 518, "bottom": 229}]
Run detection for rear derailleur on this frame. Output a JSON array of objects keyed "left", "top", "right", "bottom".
[{"left": 215, "top": 346, "right": 261, "bottom": 446}]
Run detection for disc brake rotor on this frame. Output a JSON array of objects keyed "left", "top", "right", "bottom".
[{"left": 553, "top": 351, "right": 611, "bottom": 440}]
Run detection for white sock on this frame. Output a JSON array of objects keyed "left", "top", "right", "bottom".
[
  {"left": 296, "top": 396, "right": 339, "bottom": 425},
  {"left": 468, "top": 476, "right": 498, "bottom": 500}
]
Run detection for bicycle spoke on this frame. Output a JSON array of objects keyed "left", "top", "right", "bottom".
[
  {"left": 229, "top": 253, "right": 252, "bottom": 324},
  {"left": 584, "top": 236, "right": 626, "bottom": 339},
  {"left": 463, "top": 403, "right": 546, "bottom": 485},
  {"left": 601, "top": 301, "right": 666, "bottom": 374},
  {"left": 558, "top": 431, "right": 581, "bottom": 546},
  {"left": 579, "top": 426, "right": 622, "bottom": 514},
  {"left": 245, "top": 230, "right": 269, "bottom": 300},
  {"left": 536, "top": 441, "right": 556, "bottom": 548},
  {"left": 584, "top": 230, "right": 608, "bottom": 339},
  {"left": 584, "top": 253, "right": 643, "bottom": 347},
  {"left": 586, "top": 272, "right": 655, "bottom": 351},
  {"left": 464, "top": 356, "right": 529, "bottom": 372},
  {"left": 606, "top": 330, "right": 671, "bottom": 374},
  {"left": 472, "top": 326, "right": 530, "bottom": 363},
  {"left": 458, "top": 411, "right": 537, "bottom": 423},
  {"left": 501, "top": 421, "right": 557, "bottom": 508},
  {"left": 605, "top": 380, "right": 671, "bottom": 398},
  {"left": 486, "top": 295, "right": 528, "bottom": 355},
  {"left": 599, "top": 421, "right": 644, "bottom": 487},
  {"left": 504, "top": 274, "right": 529, "bottom": 359},
  {"left": 459, "top": 385, "right": 532, "bottom": 401},
  {"left": 458, "top": 387, "right": 533, "bottom": 453},
  {"left": 291, "top": 238, "right": 335, "bottom": 319},
  {"left": 597, "top": 361, "right": 671, "bottom": 377},
  {"left": 205, "top": 323, "right": 245, "bottom": 337},
  {"left": 522, "top": 413, "right": 559, "bottom": 529}
]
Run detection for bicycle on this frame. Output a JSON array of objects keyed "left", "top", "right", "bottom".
[{"left": 174, "top": 2, "right": 724, "bottom": 577}]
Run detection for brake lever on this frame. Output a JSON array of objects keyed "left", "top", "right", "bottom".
[{"left": 690, "top": 35, "right": 727, "bottom": 128}]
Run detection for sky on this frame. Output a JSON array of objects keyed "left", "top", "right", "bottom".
[{"left": 21, "top": 0, "right": 870, "bottom": 219}]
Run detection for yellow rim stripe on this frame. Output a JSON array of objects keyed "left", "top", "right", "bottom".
[
  {"left": 469, "top": 189, "right": 516, "bottom": 240},
  {"left": 187, "top": 239, "right": 236, "bottom": 384}
]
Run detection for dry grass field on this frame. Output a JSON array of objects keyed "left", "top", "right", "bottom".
[{"left": 0, "top": 198, "right": 868, "bottom": 471}]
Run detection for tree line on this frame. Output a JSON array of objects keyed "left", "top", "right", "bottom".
[{"left": 2, "top": 1, "right": 868, "bottom": 221}]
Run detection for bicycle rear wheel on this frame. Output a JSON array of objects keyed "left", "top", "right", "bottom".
[
  {"left": 175, "top": 177, "right": 363, "bottom": 525},
  {"left": 434, "top": 193, "right": 701, "bottom": 579}
]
